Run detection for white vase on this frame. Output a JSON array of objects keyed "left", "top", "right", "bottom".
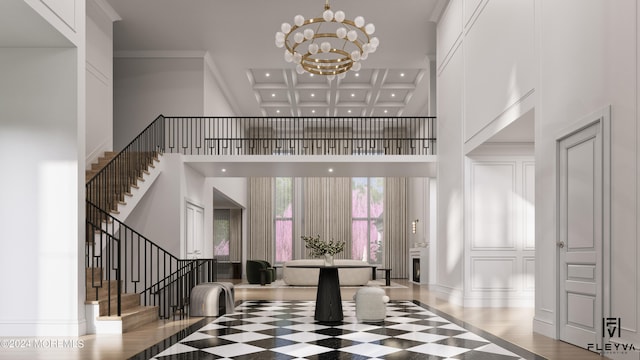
[{"left": 324, "top": 253, "right": 334, "bottom": 266}]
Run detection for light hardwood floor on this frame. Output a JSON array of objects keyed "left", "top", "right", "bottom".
[{"left": 0, "top": 279, "right": 602, "bottom": 360}]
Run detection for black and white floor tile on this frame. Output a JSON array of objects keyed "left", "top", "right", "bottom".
[{"left": 131, "top": 300, "right": 545, "bottom": 360}]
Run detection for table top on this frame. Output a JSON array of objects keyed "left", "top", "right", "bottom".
[{"left": 285, "top": 264, "right": 375, "bottom": 269}]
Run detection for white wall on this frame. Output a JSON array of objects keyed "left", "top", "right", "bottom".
[
  {"left": 0, "top": 0, "right": 85, "bottom": 336},
  {"left": 204, "top": 55, "right": 235, "bottom": 116},
  {"left": 408, "top": 178, "right": 430, "bottom": 248},
  {"left": 436, "top": 0, "right": 535, "bottom": 307},
  {"left": 124, "top": 155, "right": 183, "bottom": 256},
  {"left": 85, "top": 0, "right": 119, "bottom": 166},
  {"left": 435, "top": 13, "right": 465, "bottom": 302},
  {"left": 533, "top": 1, "right": 639, "bottom": 350},
  {"left": 437, "top": 0, "right": 640, "bottom": 350},
  {"left": 113, "top": 56, "right": 205, "bottom": 150}
]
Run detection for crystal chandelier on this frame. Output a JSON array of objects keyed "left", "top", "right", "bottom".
[{"left": 275, "top": 0, "right": 379, "bottom": 79}]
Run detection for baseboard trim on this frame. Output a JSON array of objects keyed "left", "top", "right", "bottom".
[
  {"left": 430, "top": 284, "right": 464, "bottom": 306},
  {"left": 532, "top": 317, "right": 556, "bottom": 338}
]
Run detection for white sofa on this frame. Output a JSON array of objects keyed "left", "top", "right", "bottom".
[{"left": 282, "top": 259, "right": 371, "bottom": 286}]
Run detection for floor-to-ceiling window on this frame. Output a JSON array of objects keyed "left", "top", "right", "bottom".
[
  {"left": 213, "top": 209, "right": 230, "bottom": 260},
  {"left": 275, "top": 177, "right": 293, "bottom": 262},
  {"left": 351, "top": 177, "right": 384, "bottom": 264}
]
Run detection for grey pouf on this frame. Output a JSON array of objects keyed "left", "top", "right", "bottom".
[
  {"left": 353, "top": 286, "right": 389, "bottom": 322},
  {"left": 190, "top": 282, "right": 235, "bottom": 316}
]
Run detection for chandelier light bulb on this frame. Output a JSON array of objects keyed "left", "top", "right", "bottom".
[
  {"left": 303, "top": 28, "right": 314, "bottom": 40},
  {"left": 351, "top": 50, "right": 361, "bottom": 61},
  {"left": 294, "top": 15, "right": 305, "bottom": 27},
  {"left": 296, "top": 64, "right": 305, "bottom": 74},
  {"left": 347, "top": 30, "right": 358, "bottom": 42},
  {"left": 294, "top": 32, "right": 304, "bottom": 44},
  {"left": 360, "top": 52, "right": 368, "bottom": 60},
  {"left": 276, "top": 39, "right": 284, "bottom": 48},
  {"left": 281, "top": 22, "right": 292, "bottom": 34},
  {"left": 338, "top": 72, "right": 346, "bottom": 80},
  {"left": 308, "top": 43, "right": 319, "bottom": 54},
  {"left": 354, "top": 16, "right": 365, "bottom": 28},
  {"left": 320, "top": 42, "right": 331, "bottom": 53},
  {"left": 284, "top": 51, "right": 294, "bottom": 63},
  {"left": 336, "top": 27, "right": 347, "bottom": 39},
  {"left": 351, "top": 62, "right": 362, "bottom": 72},
  {"left": 323, "top": 9, "right": 334, "bottom": 22},
  {"left": 370, "top": 37, "right": 379, "bottom": 47},
  {"left": 293, "top": 52, "right": 302, "bottom": 64},
  {"left": 334, "top": 10, "right": 345, "bottom": 23},
  {"left": 365, "top": 23, "right": 376, "bottom": 35},
  {"left": 327, "top": 74, "right": 336, "bottom": 81},
  {"left": 276, "top": 32, "right": 285, "bottom": 42}
]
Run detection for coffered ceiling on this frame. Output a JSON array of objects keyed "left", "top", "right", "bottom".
[
  {"left": 106, "top": 0, "right": 445, "bottom": 117},
  {"left": 249, "top": 68, "right": 426, "bottom": 117}
]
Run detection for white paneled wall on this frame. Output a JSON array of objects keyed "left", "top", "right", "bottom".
[{"left": 464, "top": 156, "right": 534, "bottom": 307}]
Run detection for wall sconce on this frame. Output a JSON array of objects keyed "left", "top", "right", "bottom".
[{"left": 411, "top": 219, "right": 419, "bottom": 234}]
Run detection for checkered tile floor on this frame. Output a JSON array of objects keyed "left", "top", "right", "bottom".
[{"left": 136, "top": 300, "right": 543, "bottom": 360}]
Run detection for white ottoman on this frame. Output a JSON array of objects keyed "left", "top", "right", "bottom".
[{"left": 353, "top": 287, "right": 389, "bottom": 322}]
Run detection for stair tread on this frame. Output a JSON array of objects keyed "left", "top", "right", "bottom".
[{"left": 97, "top": 305, "right": 157, "bottom": 320}]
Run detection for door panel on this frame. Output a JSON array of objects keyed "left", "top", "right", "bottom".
[
  {"left": 186, "top": 202, "right": 205, "bottom": 259},
  {"left": 558, "top": 122, "right": 602, "bottom": 350}
]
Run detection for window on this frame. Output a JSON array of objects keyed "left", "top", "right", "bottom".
[
  {"left": 275, "top": 177, "right": 293, "bottom": 262},
  {"left": 213, "top": 209, "right": 230, "bottom": 259},
  {"left": 351, "top": 177, "right": 384, "bottom": 263}
]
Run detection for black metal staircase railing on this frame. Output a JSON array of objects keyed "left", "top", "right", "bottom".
[{"left": 86, "top": 201, "right": 216, "bottom": 319}]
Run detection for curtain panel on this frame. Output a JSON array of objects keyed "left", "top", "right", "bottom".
[
  {"left": 248, "top": 177, "right": 274, "bottom": 262},
  {"left": 302, "top": 177, "right": 352, "bottom": 260},
  {"left": 384, "top": 177, "right": 409, "bottom": 278}
]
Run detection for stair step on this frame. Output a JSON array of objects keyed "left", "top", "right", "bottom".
[
  {"left": 86, "top": 293, "right": 141, "bottom": 316},
  {"left": 97, "top": 305, "right": 159, "bottom": 332},
  {"left": 86, "top": 279, "right": 120, "bottom": 301}
]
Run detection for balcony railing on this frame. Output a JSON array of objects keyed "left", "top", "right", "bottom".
[{"left": 162, "top": 116, "right": 436, "bottom": 156}]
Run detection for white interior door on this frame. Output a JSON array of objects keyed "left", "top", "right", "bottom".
[
  {"left": 186, "top": 202, "right": 204, "bottom": 259},
  {"left": 558, "top": 121, "right": 603, "bottom": 350}
]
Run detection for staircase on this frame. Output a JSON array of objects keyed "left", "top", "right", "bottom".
[
  {"left": 85, "top": 151, "right": 160, "bottom": 334},
  {"left": 85, "top": 267, "right": 158, "bottom": 333},
  {"left": 85, "top": 117, "right": 217, "bottom": 334}
]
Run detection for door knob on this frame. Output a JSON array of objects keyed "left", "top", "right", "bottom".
[{"left": 557, "top": 241, "right": 565, "bottom": 248}]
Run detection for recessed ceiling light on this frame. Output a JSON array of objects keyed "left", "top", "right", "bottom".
[
  {"left": 309, "top": 73, "right": 314, "bottom": 77},
  {"left": 391, "top": 93, "right": 396, "bottom": 97},
  {"left": 384, "top": 109, "right": 388, "bottom": 114},
  {"left": 276, "top": 109, "right": 281, "bottom": 114},
  {"left": 311, "top": 93, "right": 315, "bottom": 97},
  {"left": 355, "top": 73, "right": 360, "bottom": 77},
  {"left": 400, "top": 72, "right": 405, "bottom": 77},
  {"left": 348, "top": 109, "right": 352, "bottom": 114},
  {"left": 266, "top": 72, "right": 270, "bottom": 77},
  {"left": 328, "top": 168, "right": 334, "bottom": 173},
  {"left": 271, "top": 93, "right": 276, "bottom": 97},
  {"left": 221, "top": 168, "right": 227, "bottom": 173},
  {"left": 312, "top": 109, "right": 316, "bottom": 113},
  {"left": 351, "top": 93, "right": 355, "bottom": 97}
]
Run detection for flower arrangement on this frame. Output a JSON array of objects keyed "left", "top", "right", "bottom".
[{"left": 301, "top": 234, "right": 345, "bottom": 258}]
